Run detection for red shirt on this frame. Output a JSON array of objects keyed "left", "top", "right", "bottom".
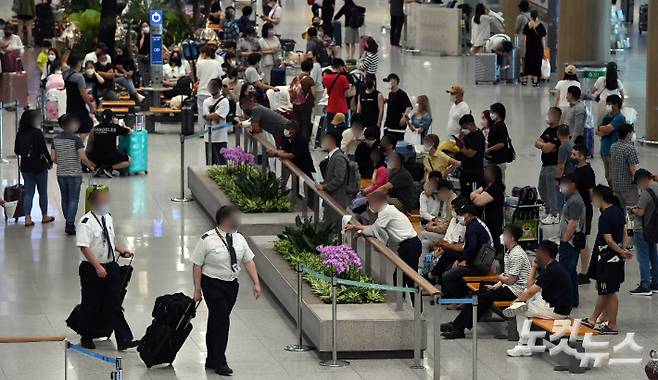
[{"left": 322, "top": 72, "right": 350, "bottom": 114}]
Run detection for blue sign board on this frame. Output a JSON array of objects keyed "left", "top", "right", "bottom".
[
  {"left": 151, "top": 35, "right": 163, "bottom": 65},
  {"left": 149, "top": 10, "right": 163, "bottom": 26}
]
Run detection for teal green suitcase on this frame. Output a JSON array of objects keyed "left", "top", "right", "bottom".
[{"left": 118, "top": 129, "right": 148, "bottom": 175}]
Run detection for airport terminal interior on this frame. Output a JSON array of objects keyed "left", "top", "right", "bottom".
[{"left": 0, "top": 0, "right": 657, "bottom": 379}]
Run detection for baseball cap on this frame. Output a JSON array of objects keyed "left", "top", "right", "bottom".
[
  {"left": 382, "top": 73, "right": 400, "bottom": 83},
  {"left": 457, "top": 203, "right": 478, "bottom": 216},
  {"left": 565, "top": 65, "right": 577, "bottom": 75},
  {"left": 633, "top": 168, "right": 654, "bottom": 184},
  {"left": 331, "top": 113, "right": 346, "bottom": 125},
  {"left": 446, "top": 84, "right": 464, "bottom": 95}
]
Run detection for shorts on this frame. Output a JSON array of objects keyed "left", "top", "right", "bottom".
[
  {"left": 90, "top": 150, "right": 129, "bottom": 167},
  {"left": 344, "top": 27, "right": 360, "bottom": 45},
  {"left": 596, "top": 279, "right": 621, "bottom": 295},
  {"left": 595, "top": 256, "right": 624, "bottom": 295}
]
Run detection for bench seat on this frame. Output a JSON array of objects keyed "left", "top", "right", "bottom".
[
  {"left": 101, "top": 100, "right": 136, "bottom": 107},
  {"left": 149, "top": 107, "right": 181, "bottom": 114},
  {"left": 463, "top": 274, "right": 499, "bottom": 282},
  {"left": 96, "top": 107, "right": 129, "bottom": 114},
  {"left": 531, "top": 318, "right": 598, "bottom": 337}
]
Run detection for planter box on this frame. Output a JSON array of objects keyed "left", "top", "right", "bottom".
[{"left": 188, "top": 166, "right": 426, "bottom": 358}]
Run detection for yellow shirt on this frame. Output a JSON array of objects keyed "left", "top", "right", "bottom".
[
  {"left": 423, "top": 149, "right": 451, "bottom": 180},
  {"left": 36, "top": 51, "right": 48, "bottom": 74}
]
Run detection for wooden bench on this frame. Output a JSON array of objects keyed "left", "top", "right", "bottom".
[
  {"left": 464, "top": 282, "right": 516, "bottom": 340},
  {"left": 463, "top": 274, "right": 500, "bottom": 282},
  {"left": 145, "top": 107, "right": 183, "bottom": 133},
  {"left": 411, "top": 220, "right": 423, "bottom": 234},
  {"left": 359, "top": 178, "right": 372, "bottom": 189},
  {"left": 530, "top": 318, "right": 597, "bottom": 374},
  {"left": 150, "top": 107, "right": 181, "bottom": 114},
  {"left": 101, "top": 100, "right": 136, "bottom": 107},
  {"left": 96, "top": 107, "right": 130, "bottom": 114}
]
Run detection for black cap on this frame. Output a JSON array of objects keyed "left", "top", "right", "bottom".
[
  {"left": 383, "top": 73, "right": 400, "bottom": 83},
  {"left": 457, "top": 203, "right": 478, "bottom": 216},
  {"left": 633, "top": 168, "right": 654, "bottom": 184}
]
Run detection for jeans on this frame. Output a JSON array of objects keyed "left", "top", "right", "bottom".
[
  {"left": 556, "top": 184, "right": 564, "bottom": 212},
  {"left": 22, "top": 169, "right": 49, "bottom": 217},
  {"left": 602, "top": 155, "right": 612, "bottom": 190},
  {"left": 635, "top": 230, "right": 658, "bottom": 289},
  {"left": 114, "top": 76, "right": 139, "bottom": 99},
  {"left": 538, "top": 165, "right": 558, "bottom": 215},
  {"left": 57, "top": 176, "right": 82, "bottom": 226},
  {"left": 558, "top": 241, "right": 579, "bottom": 307}
]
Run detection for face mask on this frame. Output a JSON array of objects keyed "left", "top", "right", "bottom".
[
  {"left": 229, "top": 220, "right": 240, "bottom": 233},
  {"left": 143, "top": 27, "right": 150, "bottom": 34},
  {"left": 450, "top": 94, "right": 457, "bottom": 103},
  {"left": 606, "top": 105, "right": 613, "bottom": 113},
  {"left": 368, "top": 205, "right": 381, "bottom": 214},
  {"left": 318, "top": 31, "right": 324, "bottom": 38},
  {"left": 48, "top": 54, "right": 56, "bottom": 62},
  {"left": 268, "top": 30, "right": 275, "bottom": 37},
  {"left": 461, "top": 128, "right": 470, "bottom": 135},
  {"left": 490, "top": 113, "right": 498, "bottom": 121},
  {"left": 559, "top": 185, "right": 569, "bottom": 194},
  {"left": 457, "top": 215, "right": 466, "bottom": 225},
  {"left": 95, "top": 204, "right": 110, "bottom": 216},
  {"left": 387, "top": 85, "right": 393, "bottom": 91},
  {"left": 424, "top": 143, "right": 432, "bottom": 151},
  {"left": 365, "top": 139, "right": 376, "bottom": 147},
  {"left": 85, "top": 69, "right": 94, "bottom": 76},
  {"left": 499, "top": 234, "right": 505, "bottom": 246},
  {"left": 283, "top": 129, "right": 291, "bottom": 138},
  {"left": 211, "top": 91, "right": 220, "bottom": 97}
]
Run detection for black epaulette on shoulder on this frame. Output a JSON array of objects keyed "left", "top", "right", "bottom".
[
  {"left": 201, "top": 233, "right": 210, "bottom": 240},
  {"left": 81, "top": 217, "right": 89, "bottom": 224}
]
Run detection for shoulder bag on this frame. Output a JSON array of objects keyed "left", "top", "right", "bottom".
[{"left": 473, "top": 243, "right": 496, "bottom": 273}]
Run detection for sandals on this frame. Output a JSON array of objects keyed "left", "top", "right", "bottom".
[
  {"left": 595, "top": 324, "right": 618, "bottom": 335},
  {"left": 580, "top": 318, "right": 596, "bottom": 329},
  {"left": 42, "top": 216, "right": 55, "bottom": 224},
  {"left": 24, "top": 221, "right": 35, "bottom": 227}
]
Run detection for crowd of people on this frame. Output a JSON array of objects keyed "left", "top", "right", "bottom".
[{"left": 1, "top": 0, "right": 657, "bottom": 376}]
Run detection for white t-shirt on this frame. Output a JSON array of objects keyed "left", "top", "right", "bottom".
[
  {"left": 446, "top": 101, "right": 471, "bottom": 137},
  {"left": 363, "top": 204, "right": 417, "bottom": 245},
  {"left": 163, "top": 63, "right": 189, "bottom": 81},
  {"left": 471, "top": 15, "right": 492, "bottom": 47},
  {"left": 83, "top": 52, "right": 111, "bottom": 65},
  {"left": 258, "top": 37, "right": 281, "bottom": 66},
  {"left": 196, "top": 58, "right": 223, "bottom": 96},
  {"left": 244, "top": 66, "right": 261, "bottom": 84},
  {"left": 76, "top": 212, "right": 117, "bottom": 264},
  {"left": 593, "top": 77, "right": 624, "bottom": 102},
  {"left": 191, "top": 229, "right": 255, "bottom": 282},
  {"left": 554, "top": 79, "right": 581, "bottom": 107},
  {"left": 341, "top": 128, "right": 363, "bottom": 155},
  {"left": 203, "top": 95, "right": 231, "bottom": 142},
  {"left": 484, "top": 33, "right": 510, "bottom": 53},
  {"left": 268, "top": 4, "right": 283, "bottom": 34}
]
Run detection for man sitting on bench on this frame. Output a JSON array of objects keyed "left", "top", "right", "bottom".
[
  {"left": 88, "top": 110, "right": 132, "bottom": 178},
  {"left": 441, "top": 224, "right": 531, "bottom": 339},
  {"left": 502, "top": 240, "right": 573, "bottom": 357}
]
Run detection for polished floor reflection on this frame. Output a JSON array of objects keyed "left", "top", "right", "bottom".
[{"left": 1, "top": 1, "right": 657, "bottom": 379}]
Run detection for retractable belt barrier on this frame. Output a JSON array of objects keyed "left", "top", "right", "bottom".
[
  {"left": 65, "top": 340, "right": 123, "bottom": 380},
  {"left": 171, "top": 127, "right": 210, "bottom": 203}
]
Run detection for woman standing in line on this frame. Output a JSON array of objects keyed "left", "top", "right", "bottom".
[
  {"left": 258, "top": 22, "right": 281, "bottom": 84},
  {"left": 360, "top": 36, "right": 379, "bottom": 78},
  {"left": 522, "top": 10, "right": 547, "bottom": 87},
  {"left": 13, "top": 110, "right": 55, "bottom": 227},
  {"left": 409, "top": 95, "right": 433, "bottom": 139},
  {"left": 334, "top": 0, "right": 364, "bottom": 60},
  {"left": 591, "top": 61, "right": 625, "bottom": 126}
]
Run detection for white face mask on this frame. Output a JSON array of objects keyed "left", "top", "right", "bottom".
[
  {"left": 143, "top": 27, "right": 150, "bottom": 34},
  {"left": 499, "top": 234, "right": 505, "bottom": 246},
  {"left": 457, "top": 215, "right": 465, "bottom": 225},
  {"left": 605, "top": 105, "right": 613, "bottom": 113},
  {"left": 450, "top": 94, "right": 457, "bottom": 103},
  {"left": 48, "top": 54, "right": 56, "bottom": 62},
  {"left": 490, "top": 113, "right": 498, "bottom": 121},
  {"left": 424, "top": 143, "right": 432, "bottom": 151},
  {"left": 559, "top": 185, "right": 569, "bottom": 194},
  {"left": 283, "top": 129, "right": 291, "bottom": 138},
  {"left": 85, "top": 69, "right": 95, "bottom": 76},
  {"left": 461, "top": 128, "right": 470, "bottom": 135},
  {"left": 95, "top": 204, "right": 110, "bottom": 216}
]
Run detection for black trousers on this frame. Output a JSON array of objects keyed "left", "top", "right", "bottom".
[
  {"left": 79, "top": 261, "right": 133, "bottom": 344},
  {"left": 201, "top": 275, "right": 239, "bottom": 369},
  {"left": 390, "top": 15, "right": 405, "bottom": 46},
  {"left": 384, "top": 129, "right": 404, "bottom": 147},
  {"left": 441, "top": 265, "right": 482, "bottom": 298},
  {"left": 206, "top": 142, "right": 228, "bottom": 165},
  {"left": 395, "top": 237, "right": 423, "bottom": 288},
  {"left": 452, "top": 286, "right": 516, "bottom": 330},
  {"left": 431, "top": 249, "right": 459, "bottom": 283},
  {"left": 293, "top": 104, "right": 314, "bottom": 143},
  {"left": 459, "top": 175, "right": 483, "bottom": 197}
]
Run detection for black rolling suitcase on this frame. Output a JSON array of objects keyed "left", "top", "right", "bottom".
[
  {"left": 138, "top": 293, "right": 199, "bottom": 368},
  {"left": 3, "top": 156, "right": 25, "bottom": 222},
  {"left": 66, "top": 257, "right": 135, "bottom": 339}
]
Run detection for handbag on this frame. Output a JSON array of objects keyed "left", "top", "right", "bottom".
[{"left": 473, "top": 243, "right": 496, "bottom": 273}]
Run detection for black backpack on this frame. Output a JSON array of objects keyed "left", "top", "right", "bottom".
[
  {"left": 505, "top": 135, "right": 516, "bottom": 163},
  {"left": 644, "top": 189, "right": 658, "bottom": 243},
  {"left": 349, "top": 6, "right": 366, "bottom": 28},
  {"left": 514, "top": 186, "right": 538, "bottom": 206}
]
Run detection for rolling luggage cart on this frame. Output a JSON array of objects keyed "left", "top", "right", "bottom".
[{"left": 504, "top": 197, "right": 542, "bottom": 251}]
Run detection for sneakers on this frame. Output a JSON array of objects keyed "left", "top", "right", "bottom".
[
  {"left": 595, "top": 324, "right": 619, "bottom": 335},
  {"left": 629, "top": 285, "right": 652, "bottom": 296},
  {"left": 215, "top": 364, "right": 234, "bottom": 376},
  {"left": 577, "top": 273, "right": 591, "bottom": 285},
  {"left": 441, "top": 329, "right": 466, "bottom": 339},
  {"left": 80, "top": 337, "right": 96, "bottom": 350},
  {"left": 65, "top": 224, "right": 76, "bottom": 236},
  {"left": 651, "top": 284, "right": 658, "bottom": 294},
  {"left": 136, "top": 94, "right": 146, "bottom": 103},
  {"left": 540, "top": 214, "right": 560, "bottom": 225},
  {"left": 440, "top": 322, "right": 455, "bottom": 333},
  {"left": 506, "top": 345, "right": 533, "bottom": 357},
  {"left": 502, "top": 302, "right": 528, "bottom": 318}
]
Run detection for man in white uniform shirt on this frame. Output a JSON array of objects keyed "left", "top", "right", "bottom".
[
  {"left": 203, "top": 78, "right": 231, "bottom": 164},
  {"left": 75, "top": 188, "right": 138, "bottom": 351},
  {"left": 445, "top": 84, "right": 471, "bottom": 138},
  {"left": 191, "top": 205, "right": 261, "bottom": 376},
  {"left": 346, "top": 192, "right": 422, "bottom": 302}
]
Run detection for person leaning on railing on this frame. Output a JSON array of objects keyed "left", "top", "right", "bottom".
[{"left": 346, "top": 191, "right": 422, "bottom": 303}]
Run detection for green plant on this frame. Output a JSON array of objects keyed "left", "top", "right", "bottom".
[
  {"left": 120, "top": 0, "right": 194, "bottom": 45},
  {"left": 68, "top": 9, "right": 102, "bottom": 54},
  {"left": 277, "top": 216, "right": 339, "bottom": 254},
  {"left": 208, "top": 165, "right": 291, "bottom": 213}
]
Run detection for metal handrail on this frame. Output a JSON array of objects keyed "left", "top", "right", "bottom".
[
  {"left": 0, "top": 336, "right": 65, "bottom": 343},
  {"left": 239, "top": 127, "right": 440, "bottom": 297}
]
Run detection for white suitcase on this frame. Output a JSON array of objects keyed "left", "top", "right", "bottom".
[{"left": 475, "top": 53, "right": 498, "bottom": 84}]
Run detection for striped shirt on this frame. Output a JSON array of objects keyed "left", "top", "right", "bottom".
[
  {"left": 362, "top": 51, "right": 379, "bottom": 76},
  {"left": 52, "top": 132, "right": 84, "bottom": 176},
  {"left": 503, "top": 245, "right": 531, "bottom": 296}
]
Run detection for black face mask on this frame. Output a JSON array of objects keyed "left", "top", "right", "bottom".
[{"left": 170, "top": 56, "right": 181, "bottom": 66}]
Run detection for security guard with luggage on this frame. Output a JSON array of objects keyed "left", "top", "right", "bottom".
[
  {"left": 76, "top": 187, "right": 139, "bottom": 351},
  {"left": 191, "top": 205, "right": 261, "bottom": 376}
]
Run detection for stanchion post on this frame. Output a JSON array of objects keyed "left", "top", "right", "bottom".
[
  {"left": 64, "top": 340, "right": 68, "bottom": 380},
  {"left": 472, "top": 295, "right": 478, "bottom": 380},
  {"left": 319, "top": 275, "right": 349, "bottom": 367},
  {"left": 395, "top": 268, "right": 403, "bottom": 311},
  {"left": 260, "top": 143, "right": 268, "bottom": 174},
  {"left": 206, "top": 126, "right": 212, "bottom": 165},
  {"left": 433, "top": 296, "right": 441, "bottom": 380},
  {"left": 171, "top": 134, "right": 193, "bottom": 202},
  {"left": 411, "top": 287, "right": 424, "bottom": 369},
  {"left": 301, "top": 183, "right": 309, "bottom": 219},
  {"left": 364, "top": 241, "right": 372, "bottom": 277},
  {"left": 235, "top": 124, "right": 241, "bottom": 149},
  {"left": 116, "top": 357, "right": 122, "bottom": 380},
  {"left": 290, "top": 174, "right": 299, "bottom": 206},
  {"left": 313, "top": 192, "right": 320, "bottom": 226},
  {"left": 0, "top": 101, "right": 9, "bottom": 164},
  {"left": 284, "top": 264, "right": 313, "bottom": 352}
]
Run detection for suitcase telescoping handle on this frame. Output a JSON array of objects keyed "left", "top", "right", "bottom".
[{"left": 174, "top": 300, "right": 202, "bottom": 332}]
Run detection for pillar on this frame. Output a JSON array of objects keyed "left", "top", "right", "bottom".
[
  {"left": 556, "top": 0, "right": 610, "bottom": 75},
  {"left": 647, "top": 3, "right": 658, "bottom": 141},
  {"left": 499, "top": 0, "right": 520, "bottom": 37}
]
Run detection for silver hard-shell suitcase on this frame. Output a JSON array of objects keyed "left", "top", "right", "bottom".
[{"left": 475, "top": 53, "right": 498, "bottom": 85}]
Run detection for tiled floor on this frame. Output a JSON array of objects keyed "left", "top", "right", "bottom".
[{"left": 1, "top": 1, "right": 657, "bottom": 379}]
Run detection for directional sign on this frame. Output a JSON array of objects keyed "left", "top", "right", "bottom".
[
  {"left": 149, "top": 10, "right": 163, "bottom": 26},
  {"left": 151, "top": 35, "right": 163, "bottom": 65}
]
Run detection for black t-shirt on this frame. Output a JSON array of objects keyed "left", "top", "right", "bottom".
[
  {"left": 389, "top": 167, "right": 415, "bottom": 211},
  {"left": 536, "top": 261, "right": 573, "bottom": 315},
  {"left": 384, "top": 89, "right": 412, "bottom": 131},
  {"left": 539, "top": 126, "right": 560, "bottom": 166},
  {"left": 486, "top": 121, "right": 509, "bottom": 164},
  {"left": 595, "top": 205, "right": 625, "bottom": 248},
  {"left": 114, "top": 55, "right": 136, "bottom": 73},
  {"left": 139, "top": 33, "right": 150, "bottom": 56},
  {"left": 483, "top": 182, "right": 505, "bottom": 235},
  {"left": 461, "top": 129, "right": 486, "bottom": 179},
  {"left": 359, "top": 90, "right": 380, "bottom": 128},
  {"left": 571, "top": 164, "right": 595, "bottom": 206},
  {"left": 91, "top": 122, "right": 129, "bottom": 157},
  {"left": 94, "top": 62, "right": 114, "bottom": 90},
  {"left": 281, "top": 134, "right": 315, "bottom": 177}
]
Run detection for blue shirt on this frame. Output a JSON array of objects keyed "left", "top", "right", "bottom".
[
  {"left": 599, "top": 112, "right": 626, "bottom": 157},
  {"left": 459, "top": 218, "right": 492, "bottom": 264}
]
